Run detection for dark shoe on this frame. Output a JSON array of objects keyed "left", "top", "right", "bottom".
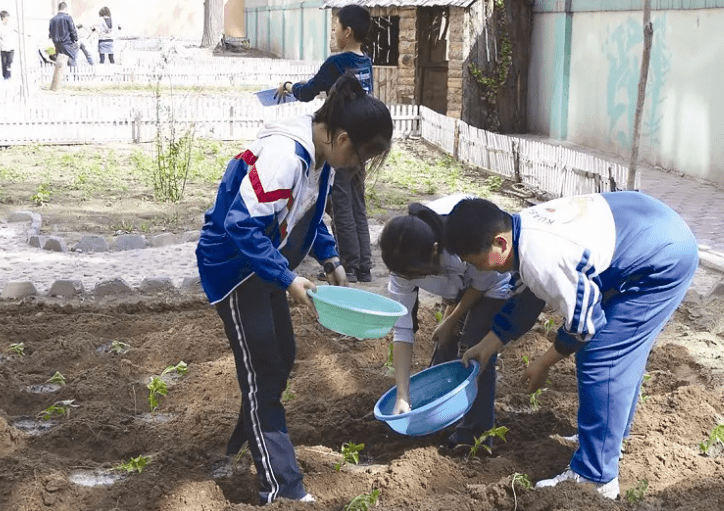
[
  {"left": 346, "top": 267, "right": 358, "bottom": 283},
  {"left": 357, "top": 269, "right": 372, "bottom": 282},
  {"left": 317, "top": 269, "right": 328, "bottom": 281}
]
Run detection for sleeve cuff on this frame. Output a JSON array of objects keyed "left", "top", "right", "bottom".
[
  {"left": 278, "top": 269, "right": 296, "bottom": 290},
  {"left": 554, "top": 328, "right": 586, "bottom": 356},
  {"left": 393, "top": 328, "right": 415, "bottom": 344}
]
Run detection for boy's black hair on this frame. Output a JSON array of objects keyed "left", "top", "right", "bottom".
[
  {"left": 99, "top": 6, "right": 111, "bottom": 17},
  {"left": 313, "top": 71, "right": 393, "bottom": 175},
  {"left": 444, "top": 198, "right": 512, "bottom": 257},
  {"left": 337, "top": 5, "right": 372, "bottom": 44},
  {"left": 0, "top": 11, "right": 9, "bottom": 19},
  {"left": 380, "top": 203, "right": 444, "bottom": 277},
  {"left": 58, "top": 2, "right": 67, "bottom": 10}
]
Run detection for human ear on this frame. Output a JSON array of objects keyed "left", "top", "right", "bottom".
[
  {"left": 493, "top": 235, "right": 508, "bottom": 253},
  {"left": 335, "top": 131, "right": 350, "bottom": 146}
]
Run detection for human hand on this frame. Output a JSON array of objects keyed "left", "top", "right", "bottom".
[
  {"left": 461, "top": 334, "right": 503, "bottom": 368},
  {"left": 393, "top": 396, "right": 411, "bottom": 414},
  {"left": 326, "top": 265, "right": 349, "bottom": 287},
  {"left": 274, "top": 81, "right": 291, "bottom": 102},
  {"left": 288, "top": 276, "right": 317, "bottom": 317},
  {"left": 432, "top": 318, "right": 456, "bottom": 349},
  {"left": 523, "top": 358, "right": 550, "bottom": 394}
]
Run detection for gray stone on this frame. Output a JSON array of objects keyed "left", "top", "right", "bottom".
[
  {"left": 75, "top": 236, "right": 109, "bottom": 253},
  {"left": 1, "top": 281, "right": 38, "bottom": 300},
  {"left": 7, "top": 210, "right": 34, "bottom": 223},
  {"left": 42, "top": 236, "right": 68, "bottom": 253},
  {"left": 180, "top": 230, "right": 200, "bottom": 244},
  {"left": 48, "top": 280, "right": 86, "bottom": 298},
  {"left": 180, "top": 276, "right": 203, "bottom": 294},
  {"left": 138, "top": 277, "right": 177, "bottom": 294},
  {"left": 115, "top": 234, "right": 147, "bottom": 251},
  {"left": 700, "top": 250, "right": 724, "bottom": 275},
  {"left": 28, "top": 235, "right": 46, "bottom": 248},
  {"left": 148, "top": 233, "right": 176, "bottom": 248},
  {"left": 94, "top": 278, "right": 135, "bottom": 297},
  {"left": 710, "top": 281, "right": 724, "bottom": 299}
]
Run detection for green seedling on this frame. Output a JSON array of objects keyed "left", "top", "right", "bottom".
[
  {"left": 110, "top": 340, "right": 130, "bottom": 354},
  {"left": 46, "top": 371, "right": 66, "bottom": 385},
  {"left": 639, "top": 373, "right": 652, "bottom": 403},
  {"left": 7, "top": 343, "right": 25, "bottom": 356},
  {"left": 529, "top": 388, "right": 543, "bottom": 411},
  {"left": 161, "top": 361, "right": 188, "bottom": 376},
  {"left": 382, "top": 342, "right": 394, "bottom": 375},
  {"left": 434, "top": 311, "right": 444, "bottom": 323},
  {"left": 147, "top": 376, "right": 168, "bottom": 411},
  {"left": 543, "top": 318, "right": 556, "bottom": 336},
  {"left": 335, "top": 441, "right": 365, "bottom": 471},
  {"left": 470, "top": 426, "right": 509, "bottom": 457},
  {"left": 282, "top": 380, "right": 296, "bottom": 403},
  {"left": 625, "top": 479, "right": 648, "bottom": 505},
  {"left": 521, "top": 355, "right": 529, "bottom": 367},
  {"left": 344, "top": 489, "right": 380, "bottom": 511},
  {"left": 234, "top": 442, "right": 249, "bottom": 463},
  {"left": 114, "top": 455, "right": 151, "bottom": 473},
  {"left": 31, "top": 183, "right": 52, "bottom": 206},
  {"left": 699, "top": 424, "right": 724, "bottom": 454},
  {"left": 511, "top": 472, "right": 532, "bottom": 511},
  {"left": 39, "top": 399, "right": 78, "bottom": 420}
]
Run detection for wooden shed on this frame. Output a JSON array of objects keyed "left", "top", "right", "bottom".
[{"left": 322, "top": 0, "right": 531, "bottom": 133}]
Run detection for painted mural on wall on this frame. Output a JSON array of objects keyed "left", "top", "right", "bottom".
[{"left": 604, "top": 15, "right": 670, "bottom": 151}]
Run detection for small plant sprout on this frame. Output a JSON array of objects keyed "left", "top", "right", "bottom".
[
  {"left": 434, "top": 310, "right": 444, "bottom": 323},
  {"left": 281, "top": 380, "right": 296, "bottom": 403},
  {"left": 7, "top": 343, "right": 25, "bottom": 356},
  {"left": 114, "top": 455, "right": 151, "bottom": 474},
  {"left": 511, "top": 473, "right": 532, "bottom": 511},
  {"left": 335, "top": 442, "right": 365, "bottom": 471},
  {"left": 521, "top": 355, "right": 529, "bottom": 366},
  {"left": 344, "top": 489, "right": 380, "bottom": 511},
  {"left": 234, "top": 441, "right": 249, "bottom": 463},
  {"left": 46, "top": 371, "right": 66, "bottom": 385},
  {"left": 110, "top": 340, "right": 130, "bottom": 354},
  {"left": 470, "top": 426, "right": 509, "bottom": 457},
  {"left": 625, "top": 479, "right": 649, "bottom": 505},
  {"left": 529, "top": 388, "right": 543, "bottom": 411},
  {"left": 382, "top": 342, "right": 394, "bottom": 376},
  {"left": 639, "top": 373, "right": 652, "bottom": 403},
  {"left": 699, "top": 424, "right": 724, "bottom": 454},
  {"left": 161, "top": 361, "right": 188, "bottom": 376},
  {"left": 39, "top": 399, "right": 78, "bottom": 420},
  {"left": 147, "top": 376, "right": 168, "bottom": 412},
  {"left": 543, "top": 318, "right": 556, "bottom": 336}
]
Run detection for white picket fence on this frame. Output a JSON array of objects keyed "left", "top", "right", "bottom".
[
  {"left": 0, "top": 96, "right": 420, "bottom": 144},
  {"left": 422, "top": 106, "right": 639, "bottom": 195}
]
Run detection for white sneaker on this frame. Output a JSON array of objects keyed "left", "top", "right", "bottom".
[
  {"left": 535, "top": 469, "right": 619, "bottom": 499},
  {"left": 299, "top": 493, "right": 316, "bottom": 502}
]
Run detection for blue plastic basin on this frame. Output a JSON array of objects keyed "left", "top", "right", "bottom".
[
  {"left": 307, "top": 285, "right": 407, "bottom": 339},
  {"left": 374, "top": 360, "right": 480, "bottom": 436}
]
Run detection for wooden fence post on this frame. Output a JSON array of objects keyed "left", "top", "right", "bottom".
[{"left": 50, "top": 54, "right": 68, "bottom": 91}]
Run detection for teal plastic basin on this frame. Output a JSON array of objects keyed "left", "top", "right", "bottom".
[{"left": 307, "top": 285, "right": 407, "bottom": 339}]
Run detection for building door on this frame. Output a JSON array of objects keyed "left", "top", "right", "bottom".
[{"left": 417, "top": 7, "right": 449, "bottom": 115}]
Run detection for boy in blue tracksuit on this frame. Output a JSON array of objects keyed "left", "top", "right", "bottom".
[
  {"left": 197, "top": 74, "right": 393, "bottom": 504},
  {"left": 443, "top": 192, "right": 698, "bottom": 499}
]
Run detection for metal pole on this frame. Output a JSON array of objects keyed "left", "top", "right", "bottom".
[{"left": 16, "top": 0, "right": 30, "bottom": 101}]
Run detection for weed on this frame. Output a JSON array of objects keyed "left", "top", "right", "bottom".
[
  {"left": 344, "top": 489, "right": 380, "bottom": 511},
  {"left": 625, "top": 479, "right": 648, "bottom": 504},
  {"left": 485, "top": 175, "right": 504, "bottom": 191},
  {"left": 161, "top": 361, "right": 188, "bottom": 377},
  {"left": 7, "top": 342, "right": 25, "bottom": 356},
  {"left": 335, "top": 442, "right": 364, "bottom": 471},
  {"left": 511, "top": 472, "right": 532, "bottom": 511},
  {"left": 699, "top": 424, "right": 724, "bottom": 454},
  {"left": 470, "top": 426, "right": 509, "bottom": 457},
  {"left": 114, "top": 455, "right": 151, "bottom": 473},
  {"left": 110, "top": 219, "right": 135, "bottom": 234},
  {"left": 31, "top": 183, "right": 52, "bottom": 206},
  {"left": 382, "top": 342, "right": 394, "bottom": 376},
  {"left": 39, "top": 399, "right": 78, "bottom": 420},
  {"left": 147, "top": 376, "right": 169, "bottom": 412},
  {"left": 110, "top": 340, "right": 130, "bottom": 354},
  {"left": 529, "top": 388, "right": 543, "bottom": 411},
  {"left": 46, "top": 371, "right": 66, "bottom": 385},
  {"left": 282, "top": 380, "right": 296, "bottom": 403}
]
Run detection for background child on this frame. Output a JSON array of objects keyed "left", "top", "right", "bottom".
[
  {"left": 95, "top": 6, "right": 119, "bottom": 64},
  {"left": 444, "top": 192, "right": 699, "bottom": 499},
  {"left": 196, "top": 73, "right": 393, "bottom": 504},
  {"left": 277, "top": 4, "right": 374, "bottom": 283},
  {"left": 0, "top": 11, "right": 16, "bottom": 80},
  {"left": 380, "top": 194, "right": 544, "bottom": 448}
]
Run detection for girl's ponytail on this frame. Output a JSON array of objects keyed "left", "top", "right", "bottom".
[{"left": 407, "top": 203, "right": 444, "bottom": 247}]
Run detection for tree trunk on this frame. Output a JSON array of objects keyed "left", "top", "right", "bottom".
[
  {"left": 628, "top": 0, "right": 653, "bottom": 190},
  {"left": 201, "top": 0, "right": 224, "bottom": 48},
  {"left": 50, "top": 54, "right": 68, "bottom": 91}
]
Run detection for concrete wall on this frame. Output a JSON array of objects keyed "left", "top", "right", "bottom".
[
  {"left": 245, "top": 0, "right": 330, "bottom": 61},
  {"left": 529, "top": 1, "right": 724, "bottom": 185}
]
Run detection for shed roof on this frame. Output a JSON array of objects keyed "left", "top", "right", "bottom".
[{"left": 322, "top": 0, "right": 477, "bottom": 9}]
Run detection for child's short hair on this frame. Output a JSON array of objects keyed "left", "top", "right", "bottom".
[
  {"left": 313, "top": 71, "right": 392, "bottom": 174},
  {"left": 0, "top": 11, "right": 9, "bottom": 19},
  {"left": 380, "top": 203, "right": 444, "bottom": 277},
  {"left": 444, "top": 198, "right": 512, "bottom": 256},
  {"left": 337, "top": 5, "right": 372, "bottom": 44}
]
